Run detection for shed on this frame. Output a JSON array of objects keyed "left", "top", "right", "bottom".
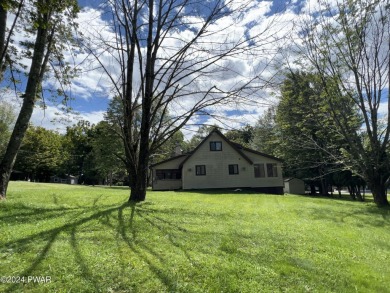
[
  {"left": 284, "top": 178, "right": 305, "bottom": 194},
  {"left": 50, "top": 175, "right": 78, "bottom": 185}
]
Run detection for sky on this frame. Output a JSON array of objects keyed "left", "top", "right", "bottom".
[
  {"left": 0, "top": 0, "right": 309, "bottom": 139},
  {"left": 2, "top": 0, "right": 388, "bottom": 140}
]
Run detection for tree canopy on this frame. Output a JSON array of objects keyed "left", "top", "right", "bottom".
[
  {"left": 0, "top": 0, "right": 80, "bottom": 198},
  {"left": 299, "top": 0, "right": 390, "bottom": 206}
]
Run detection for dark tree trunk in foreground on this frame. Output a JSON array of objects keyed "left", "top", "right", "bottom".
[
  {"left": 0, "top": 3, "right": 6, "bottom": 65},
  {"left": 367, "top": 170, "right": 389, "bottom": 207},
  {"left": 88, "top": 0, "right": 279, "bottom": 203},
  {"left": 0, "top": 14, "right": 49, "bottom": 199}
]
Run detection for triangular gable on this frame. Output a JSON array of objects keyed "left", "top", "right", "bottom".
[{"left": 179, "top": 129, "right": 253, "bottom": 167}]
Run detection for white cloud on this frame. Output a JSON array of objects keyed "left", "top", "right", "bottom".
[
  {"left": 1, "top": 0, "right": 304, "bottom": 139},
  {"left": 30, "top": 106, "right": 105, "bottom": 133}
]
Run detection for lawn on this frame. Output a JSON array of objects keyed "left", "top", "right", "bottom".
[{"left": 1, "top": 182, "right": 390, "bottom": 292}]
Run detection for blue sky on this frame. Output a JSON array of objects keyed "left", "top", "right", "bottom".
[
  {"left": 8, "top": 0, "right": 388, "bottom": 139},
  {"left": 52, "top": 0, "right": 302, "bottom": 135}
]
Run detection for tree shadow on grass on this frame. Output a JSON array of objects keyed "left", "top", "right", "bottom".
[
  {"left": 113, "top": 202, "right": 188, "bottom": 292},
  {"left": 303, "top": 204, "right": 390, "bottom": 228},
  {"left": 294, "top": 192, "right": 375, "bottom": 203},
  {"left": 70, "top": 227, "right": 100, "bottom": 292},
  {"left": 1, "top": 200, "right": 194, "bottom": 292},
  {"left": 2, "top": 203, "right": 129, "bottom": 292},
  {"left": 0, "top": 202, "right": 90, "bottom": 225}
]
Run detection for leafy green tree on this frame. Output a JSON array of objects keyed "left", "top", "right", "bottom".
[
  {"left": 301, "top": 0, "right": 390, "bottom": 206},
  {"left": 13, "top": 126, "right": 65, "bottom": 181},
  {"left": 62, "top": 120, "right": 94, "bottom": 181},
  {"left": 275, "top": 71, "right": 355, "bottom": 195},
  {"left": 151, "top": 131, "right": 185, "bottom": 161},
  {"left": 225, "top": 125, "right": 254, "bottom": 148},
  {"left": 251, "top": 107, "right": 279, "bottom": 156},
  {"left": 0, "top": 0, "right": 79, "bottom": 199},
  {"left": 0, "top": 101, "right": 15, "bottom": 158},
  {"left": 332, "top": 171, "right": 366, "bottom": 201},
  {"left": 89, "top": 121, "right": 126, "bottom": 186}
]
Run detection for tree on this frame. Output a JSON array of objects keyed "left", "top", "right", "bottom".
[
  {"left": 0, "top": 0, "right": 23, "bottom": 79},
  {"left": 13, "top": 126, "right": 65, "bottom": 181},
  {"left": 275, "top": 71, "right": 355, "bottom": 195},
  {"left": 300, "top": 0, "right": 390, "bottom": 206},
  {"left": 89, "top": 121, "right": 126, "bottom": 186},
  {"left": 85, "top": 0, "right": 279, "bottom": 201},
  {"left": 251, "top": 107, "right": 279, "bottom": 156},
  {"left": 0, "top": 101, "right": 15, "bottom": 157},
  {"left": 62, "top": 120, "right": 94, "bottom": 181},
  {"left": 0, "top": 0, "right": 79, "bottom": 199},
  {"left": 225, "top": 125, "right": 254, "bottom": 148}
]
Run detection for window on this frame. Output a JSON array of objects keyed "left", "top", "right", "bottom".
[
  {"left": 228, "top": 164, "right": 239, "bottom": 175},
  {"left": 266, "top": 163, "right": 278, "bottom": 177},
  {"left": 196, "top": 165, "right": 206, "bottom": 176},
  {"left": 156, "top": 169, "right": 181, "bottom": 180},
  {"left": 254, "top": 164, "right": 265, "bottom": 178},
  {"left": 210, "top": 141, "right": 222, "bottom": 151}
]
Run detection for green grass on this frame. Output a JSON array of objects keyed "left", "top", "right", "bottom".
[{"left": 1, "top": 182, "right": 390, "bottom": 292}]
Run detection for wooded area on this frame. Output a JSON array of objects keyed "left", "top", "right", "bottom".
[{"left": 0, "top": 0, "right": 389, "bottom": 206}]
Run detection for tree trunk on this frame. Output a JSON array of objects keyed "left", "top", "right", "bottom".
[
  {"left": 128, "top": 140, "right": 149, "bottom": 202},
  {"left": 320, "top": 178, "right": 328, "bottom": 196},
  {"left": 0, "top": 3, "right": 6, "bottom": 65},
  {"left": 0, "top": 19, "right": 49, "bottom": 199},
  {"left": 128, "top": 109, "right": 150, "bottom": 202},
  {"left": 310, "top": 183, "right": 316, "bottom": 195},
  {"left": 370, "top": 181, "right": 389, "bottom": 207},
  {"left": 129, "top": 168, "right": 147, "bottom": 202},
  {"left": 128, "top": 0, "right": 154, "bottom": 203},
  {"left": 0, "top": 167, "right": 10, "bottom": 199},
  {"left": 348, "top": 186, "right": 356, "bottom": 200},
  {"left": 0, "top": 3, "right": 7, "bottom": 83}
]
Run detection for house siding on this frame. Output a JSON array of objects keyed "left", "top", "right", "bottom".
[
  {"left": 182, "top": 132, "right": 284, "bottom": 190},
  {"left": 151, "top": 156, "right": 187, "bottom": 190}
]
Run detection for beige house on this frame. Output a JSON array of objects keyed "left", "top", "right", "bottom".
[{"left": 150, "top": 129, "right": 284, "bottom": 194}]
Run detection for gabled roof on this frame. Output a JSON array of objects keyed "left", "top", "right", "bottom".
[
  {"left": 150, "top": 154, "right": 189, "bottom": 168},
  {"left": 151, "top": 128, "right": 282, "bottom": 169},
  {"left": 179, "top": 129, "right": 254, "bottom": 167},
  {"left": 237, "top": 145, "right": 283, "bottom": 162}
]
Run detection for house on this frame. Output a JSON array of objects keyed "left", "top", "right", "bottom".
[
  {"left": 150, "top": 129, "right": 284, "bottom": 194},
  {"left": 284, "top": 178, "right": 305, "bottom": 195}
]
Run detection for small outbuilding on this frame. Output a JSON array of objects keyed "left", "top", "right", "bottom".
[
  {"left": 50, "top": 175, "right": 78, "bottom": 185},
  {"left": 284, "top": 178, "right": 305, "bottom": 195}
]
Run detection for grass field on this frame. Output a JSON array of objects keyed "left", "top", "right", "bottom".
[{"left": 1, "top": 182, "right": 390, "bottom": 292}]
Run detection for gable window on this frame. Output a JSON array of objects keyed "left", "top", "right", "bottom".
[
  {"left": 266, "top": 163, "right": 278, "bottom": 177},
  {"left": 156, "top": 169, "right": 181, "bottom": 180},
  {"left": 196, "top": 165, "right": 206, "bottom": 176},
  {"left": 210, "top": 141, "right": 222, "bottom": 151},
  {"left": 254, "top": 164, "right": 265, "bottom": 178},
  {"left": 228, "top": 164, "right": 239, "bottom": 175}
]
